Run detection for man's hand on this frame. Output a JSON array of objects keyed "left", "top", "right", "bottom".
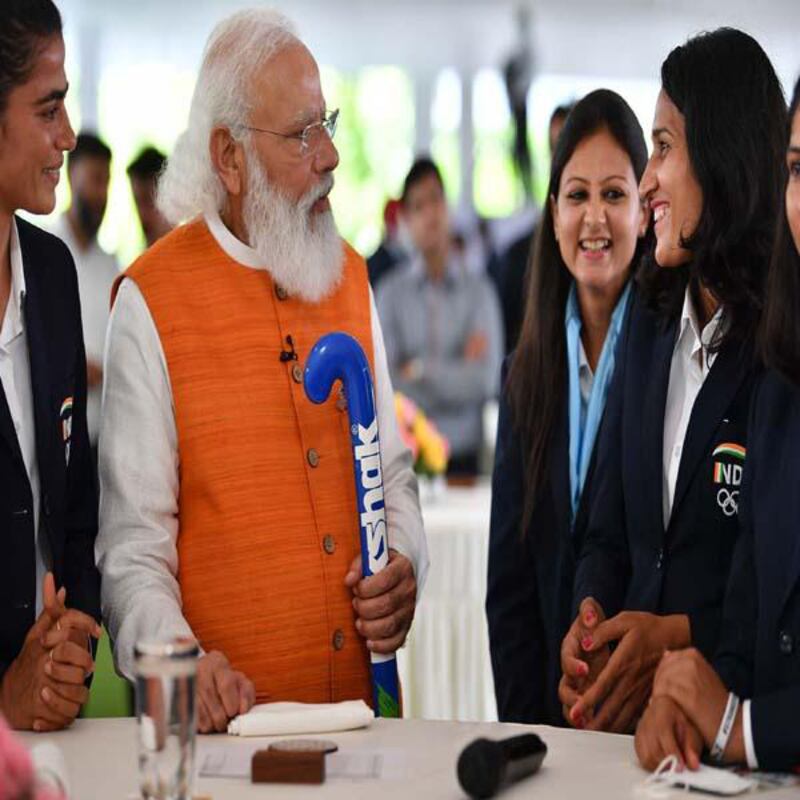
[
  {"left": 196, "top": 651, "right": 255, "bottom": 734},
  {"left": 0, "top": 573, "right": 100, "bottom": 731},
  {"left": 635, "top": 695, "right": 703, "bottom": 772},
  {"left": 568, "top": 611, "right": 690, "bottom": 733},
  {"left": 559, "top": 597, "right": 608, "bottom": 728},
  {"left": 651, "top": 648, "right": 745, "bottom": 763},
  {"left": 345, "top": 549, "right": 416, "bottom": 654}
]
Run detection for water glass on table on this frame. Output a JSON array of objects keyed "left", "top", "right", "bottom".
[{"left": 134, "top": 639, "right": 199, "bottom": 800}]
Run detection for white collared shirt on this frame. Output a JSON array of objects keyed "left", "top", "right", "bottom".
[
  {"left": 49, "top": 216, "right": 119, "bottom": 444},
  {"left": 662, "top": 288, "right": 724, "bottom": 528},
  {"left": 96, "top": 212, "right": 429, "bottom": 680},
  {"left": 1, "top": 220, "right": 47, "bottom": 617}
]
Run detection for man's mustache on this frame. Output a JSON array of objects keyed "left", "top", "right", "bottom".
[{"left": 299, "top": 174, "right": 335, "bottom": 212}]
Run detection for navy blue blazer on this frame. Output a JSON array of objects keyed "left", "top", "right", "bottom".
[
  {"left": 487, "top": 353, "right": 600, "bottom": 725},
  {"left": 714, "top": 370, "right": 800, "bottom": 770},
  {"left": 0, "top": 218, "right": 100, "bottom": 679},
  {"left": 574, "top": 291, "right": 760, "bottom": 658}
]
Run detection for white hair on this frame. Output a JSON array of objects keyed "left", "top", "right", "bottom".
[{"left": 157, "top": 8, "right": 298, "bottom": 225}]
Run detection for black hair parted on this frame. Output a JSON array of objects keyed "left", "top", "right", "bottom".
[
  {"left": 68, "top": 131, "right": 112, "bottom": 169},
  {"left": 401, "top": 157, "right": 444, "bottom": 205},
  {"left": 0, "top": 0, "right": 62, "bottom": 115},
  {"left": 507, "top": 88, "right": 651, "bottom": 530},
  {"left": 638, "top": 27, "right": 787, "bottom": 348},
  {"left": 759, "top": 76, "right": 800, "bottom": 384}
]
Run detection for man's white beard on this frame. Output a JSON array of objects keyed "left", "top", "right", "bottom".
[{"left": 242, "top": 150, "right": 343, "bottom": 304}]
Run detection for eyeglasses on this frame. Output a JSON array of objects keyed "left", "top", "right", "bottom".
[{"left": 244, "top": 108, "right": 339, "bottom": 156}]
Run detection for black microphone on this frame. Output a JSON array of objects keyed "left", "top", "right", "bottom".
[{"left": 457, "top": 734, "right": 547, "bottom": 799}]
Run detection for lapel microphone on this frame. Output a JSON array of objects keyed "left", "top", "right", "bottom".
[
  {"left": 457, "top": 734, "right": 547, "bottom": 798},
  {"left": 279, "top": 335, "right": 298, "bottom": 362}
]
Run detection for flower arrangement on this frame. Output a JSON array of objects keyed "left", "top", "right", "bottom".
[
  {"left": 0, "top": 716, "right": 65, "bottom": 800},
  {"left": 394, "top": 392, "right": 450, "bottom": 476}
]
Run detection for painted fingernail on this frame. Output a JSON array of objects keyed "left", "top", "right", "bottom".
[
  {"left": 584, "top": 610, "right": 596, "bottom": 625},
  {"left": 581, "top": 637, "right": 593, "bottom": 651},
  {"left": 578, "top": 662, "right": 589, "bottom": 676}
]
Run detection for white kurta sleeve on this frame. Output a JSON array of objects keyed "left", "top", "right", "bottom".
[
  {"left": 96, "top": 278, "right": 196, "bottom": 680},
  {"left": 370, "top": 288, "right": 429, "bottom": 595}
]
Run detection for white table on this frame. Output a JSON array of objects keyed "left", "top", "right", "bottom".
[
  {"left": 14, "top": 716, "right": 752, "bottom": 800},
  {"left": 397, "top": 482, "right": 497, "bottom": 722}
]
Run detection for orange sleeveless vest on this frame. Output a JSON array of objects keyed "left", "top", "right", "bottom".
[{"left": 116, "top": 219, "right": 374, "bottom": 705}]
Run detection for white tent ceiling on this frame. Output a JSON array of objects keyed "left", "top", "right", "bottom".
[{"left": 59, "top": 0, "right": 799, "bottom": 86}]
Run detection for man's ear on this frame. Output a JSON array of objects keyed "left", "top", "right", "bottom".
[{"left": 209, "top": 126, "right": 245, "bottom": 197}]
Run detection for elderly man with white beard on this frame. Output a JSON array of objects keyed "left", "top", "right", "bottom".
[{"left": 95, "top": 8, "right": 428, "bottom": 733}]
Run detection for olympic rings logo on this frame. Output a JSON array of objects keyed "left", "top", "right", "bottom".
[{"left": 716, "top": 488, "right": 739, "bottom": 517}]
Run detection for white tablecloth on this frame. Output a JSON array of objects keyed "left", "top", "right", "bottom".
[
  {"left": 17, "top": 717, "right": 798, "bottom": 800},
  {"left": 397, "top": 481, "right": 497, "bottom": 721}
]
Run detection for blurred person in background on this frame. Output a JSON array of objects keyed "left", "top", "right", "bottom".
[
  {"left": 127, "top": 145, "right": 172, "bottom": 248},
  {"left": 376, "top": 157, "right": 503, "bottom": 478},
  {"left": 50, "top": 132, "right": 118, "bottom": 449},
  {"left": 487, "top": 89, "right": 649, "bottom": 725},
  {"left": 501, "top": 102, "right": 577, "bottom": 353},
  {"left": 367, "top": 198, "right": 405, "bottom": 288}
]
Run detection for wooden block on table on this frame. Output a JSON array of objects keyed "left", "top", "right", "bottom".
[{"left": 251, "top": 749, "right": 325, "bottom": 784}]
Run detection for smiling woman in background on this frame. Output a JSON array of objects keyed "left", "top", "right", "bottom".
[
  {"left": 560, "top": 28, "right": 787, "bottom": 734},
  {"left": 487, "top": 89, "right": 649, "bottom": 725}
]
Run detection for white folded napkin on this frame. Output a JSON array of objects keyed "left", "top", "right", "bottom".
[{"left": 227, "top": 700, "right": 373, "bottom": 737}]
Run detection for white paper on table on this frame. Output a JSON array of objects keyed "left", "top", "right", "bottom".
[
  {"left": 227, "top": 700, "right": 373, "bottom": 737},
  {"left": 197, "top": 742, "right": 407, "bottom": 782}
]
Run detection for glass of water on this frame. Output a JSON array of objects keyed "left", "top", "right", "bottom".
[{"left": 134, "top": 638, "right": 199, "bottom": 800}]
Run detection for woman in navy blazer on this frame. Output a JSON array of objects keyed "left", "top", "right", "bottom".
[
  {"left": 561, "top": 29, "right": 787, "bottom": 734},
  {"left": 635, "top": 76, "right": 800, "bottom": 772},
  {"left": 487, "top": 90, "right": 649, "bottom": 724}
]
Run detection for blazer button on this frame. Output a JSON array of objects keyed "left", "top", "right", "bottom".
[
  {"left": 275, "top": 285, "right": 289, "bottom": 301},
  {"left": 655, "top": 548, "right": 665, "bottom": 570},
  {"left": 291, "top": 364, "right": 304, "bottom": 384},
  {"left": 307, "top": 448, "right": 320, "bottom": 467},
  {"left": 779, "top": 631, "right": 794, "bottom": 655},
  {"left": 322, "top": 535, "right": 336, "bottom": 555},
  {"left": 332, "top": 629, "right": 345, "bottom": 651}
]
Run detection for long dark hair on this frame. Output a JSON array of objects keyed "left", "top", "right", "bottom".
[
  {"left": 0, "top": 0, "right": 62, "bottom": 116},
  {"left": 638, "top": 28, "right": 787, "bottom": 347},
  {"left": 507, "top": 89, "right": 648, "bottom": 531},
  {"left": 759, "top": 76, "right": 800, "bottom": 383}
]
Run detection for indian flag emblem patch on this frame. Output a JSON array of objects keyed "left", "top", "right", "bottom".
[{"left": 712, "top": 442, "right": 745, "bottom": 486}]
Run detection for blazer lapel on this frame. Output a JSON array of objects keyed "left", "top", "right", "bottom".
[
  {"left": 670, "top": 342, "right": 750, "bottom": 522},
  {"left": 550, "top": 399, "right": 572, "bottom": 541},
  {"left": 21, "top": 242, "right": 59, "bottom": 538},
  {"left": 640, "top": 318, "right": 677, "bottom": 538}
]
